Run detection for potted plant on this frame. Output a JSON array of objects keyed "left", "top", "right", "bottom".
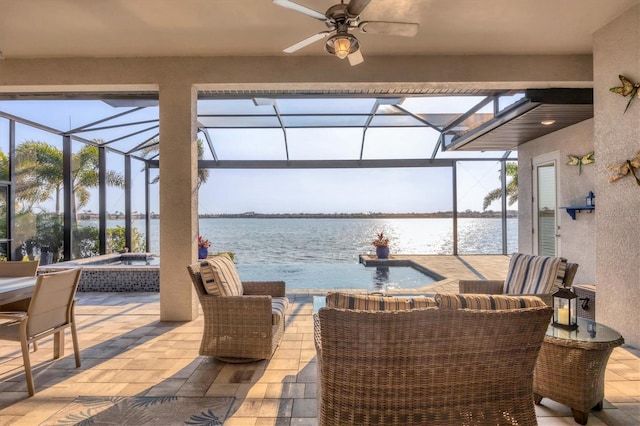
[
  {"left": 198, "top": 235, "right": 211, "bottom": 259},
  {"left": 372, "top": 231, "right": 390, "bottom": 259}
]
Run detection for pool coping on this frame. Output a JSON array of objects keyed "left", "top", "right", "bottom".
[{"left": 358, "top": 255, "right": 446, "bottom": 282}]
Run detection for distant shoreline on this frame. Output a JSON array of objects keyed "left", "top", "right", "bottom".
[
  {"left": 198, "top": 211, "right": 518, "bottom": 219},
  {"left": 80, "top": 211, "right": 518, "bottom": 220}
]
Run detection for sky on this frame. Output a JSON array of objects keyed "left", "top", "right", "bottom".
[{"left": 0, "top": 98, "right": 518, "bottom": 215}]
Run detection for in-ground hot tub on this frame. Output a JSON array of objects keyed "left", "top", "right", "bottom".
[{"left": 39, "top": 253, "right": 159, "bottom": 292}]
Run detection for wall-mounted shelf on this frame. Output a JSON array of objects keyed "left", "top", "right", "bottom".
[{"left": 560, "top": 206, "right": 595, "bottom": 220}]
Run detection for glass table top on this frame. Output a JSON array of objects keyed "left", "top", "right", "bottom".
[{"left": 546, "top": 317, "right": 623, "bottom": 344}]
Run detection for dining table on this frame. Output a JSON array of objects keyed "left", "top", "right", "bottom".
[{"left": 0, "top": 276, "right": 37, "bottom": 305}]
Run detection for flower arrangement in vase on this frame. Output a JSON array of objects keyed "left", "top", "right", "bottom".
[
  {"left": 372, "top": 231, "right": 390, "bottom": 259},
  {"left": 198, "top": 235, "right": 211, "bottom": 259}
]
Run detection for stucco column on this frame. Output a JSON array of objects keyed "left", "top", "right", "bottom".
[
  {"left": 159, "top": 83, "right": 199, "bottom": 321},
  {"left": 593, "top": 4, "right": 640, "bottom": 349}
]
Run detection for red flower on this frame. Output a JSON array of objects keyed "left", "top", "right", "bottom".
[
  {"left": 372, "top": 231, "right": 389, "bottom": 248},
  {"left": 198, "top": 235, "right": 211, "bottom": 249}
]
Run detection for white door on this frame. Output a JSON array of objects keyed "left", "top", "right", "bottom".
[{"left": 532, "top": 153, "right": 560, "bottom": 256}]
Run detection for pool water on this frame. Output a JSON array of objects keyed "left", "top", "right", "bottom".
[{"left": 235, "top": 263, "right": 437, "bottom": 291}]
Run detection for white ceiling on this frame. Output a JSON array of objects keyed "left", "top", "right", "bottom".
[{"left": 0, "top": 0, "right": 638, "bottom": 60}]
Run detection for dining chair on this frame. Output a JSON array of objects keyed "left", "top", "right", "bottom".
[
  {"left": 0, "top": 260, "right": 39, "bottom": 277},
  {"left": 0, "top": 268, "right": 82, "bottom": 396},
  {"left": 0, "top": 260, "right": 40, "bottom": 312}
]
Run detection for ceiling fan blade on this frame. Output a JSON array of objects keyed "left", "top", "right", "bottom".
[
  {"left": 348, "top": 49, "right": 364, "bottom": 66},
  {"left": 359, "top": 21, "right": 419, "bottom": 37},
  {"left": 346, "top": 0, "right": 371, "bottom": 16},
  {"left": 283, "top": 31, "right": 332, "bottom": 53},
  {"left": 272, "top": 0, "right": 326, "bottom": 21}
]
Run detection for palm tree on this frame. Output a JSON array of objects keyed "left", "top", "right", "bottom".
[
  {"left": 140, "top": 138, "right": 209, "bottom": 189},
  {"left": 483, "top": 162, "right": 518, "bottom": 210},
  {"left": 14, "top": 140, "right": 124, "bottom": 216}
]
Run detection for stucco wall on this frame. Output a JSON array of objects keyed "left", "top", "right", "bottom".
[
  {"left": 593, "top": 4, "right": 640, "bottom": 349},
  {"left": 518, "top": 119, "right": 596, "bottom": 285}
]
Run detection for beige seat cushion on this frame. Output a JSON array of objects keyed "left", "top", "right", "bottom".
[
  {"left": 199, "top": 254, "right": 243, "bottom": 297},
  {"left": 436, "top": 293, "right": 546, "bottom": 310}
]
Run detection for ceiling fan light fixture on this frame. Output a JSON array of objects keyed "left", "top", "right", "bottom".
[
  {"left": 325, "top": 33, "right": 359, "bottom": 59},
  {"left": 334, "top": 37, "right": 352, "bottom": 59}
]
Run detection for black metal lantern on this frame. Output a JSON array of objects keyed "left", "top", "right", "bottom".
[
  {"left": 586, "top": 191, "right": 595, "bottom": 207},
  {"left": 552, "top": 286, "right": 578, "bottom": 329}
]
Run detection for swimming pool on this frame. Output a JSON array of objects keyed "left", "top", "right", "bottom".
[
  {"left": 236, "top": 263, "right": 437, "bottom": 291},
  {"left": 40, "top": 254, "right": 441, "bottom": 292}
]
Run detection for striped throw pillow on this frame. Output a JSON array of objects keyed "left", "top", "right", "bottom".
[
  {"left": 201, "top": 254, "right": 243, "bottom": 297},
  {"left": 436, "top": 293, "right": 546, "bottom": 310},
  {"left": 504, "top": 253, "right": 567, "bottom": 295}
]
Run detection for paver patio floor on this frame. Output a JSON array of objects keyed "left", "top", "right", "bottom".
[{"left": 0, "top": 256, "right": 638, "bottom": 425}]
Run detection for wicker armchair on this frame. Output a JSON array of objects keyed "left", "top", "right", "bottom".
[
  {"left": 459, "top": 253, "right": 578, "bottom": 305},
  {"left": 314, "top": 305, "right": 552, "bottom": 425},
  {"left": 187, "top": 260, "right": 288, "bottom": 362}
]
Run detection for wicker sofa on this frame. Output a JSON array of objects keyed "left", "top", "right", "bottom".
[
  {"left": 314, "top": 292, "right": 553, "bottom": 426},
  {"left": 186, "top": 254, "right": 288, "bottom": 362},
  {"left": 459, "top": 252, "right": 579, "bottom": 305}
]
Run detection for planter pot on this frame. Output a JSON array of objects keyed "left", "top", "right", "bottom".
[
  {"left": 376, "top": 246, "right": 390, "bottom": 259},
  {"left": 198, "top": 247, "right": 209, "bottom": 259}
]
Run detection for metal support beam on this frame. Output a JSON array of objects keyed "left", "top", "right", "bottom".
[
  {"left": 500, "top": 159, "right": 508, "bottom": 255},
  {"left": 66, "top": 107, "right": 146, "bottom": 133},
  {"left": 126, "top": 133, "right": 160, "bottom": 155},
  {"left": 359, "top": 102, "right": 380, "bottom": 160},
  {"left": 431, "top": 134, "right": 443, "bottom": 160},
  {"left": 145, "top": 164, "right": 151, "bottom": 252},
  {"left": 452, "top": 161, "right": 458, "bottom": 256},
  {"left": 62, "top": 135, "right": 73, "bottom": 260},
  {"left": 8, "top": 120, "right": 16, "bottom": 260},
  {"left": 70, "top": 119, "right": 158, "bottom": 134},
  {"left": 273, "top": 103, "right": 289, "bottom": 160},
  {"left": 393, "top": 105, "right": 441, "bottom": 132},
  {"left": 197, "top": 125, "right": 218, "bottom": 162},
  {"left": 98, "top": 146, "right": 107, "bottom": 254},
  {"left": 125, "top": 155, "right": 132, "bottom": 251},
  {"left": 102, "top": 125, "right": 159, "bottom": 146},
  {"left": 193, "top": 158, "right": 455, "bottom": 169},
  {"left": 253, "top": 98, "right": 289, "bottom": 160}
]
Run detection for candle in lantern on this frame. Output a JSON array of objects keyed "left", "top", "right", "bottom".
[{"left": 557, "top": 307, "right": 569, "bottom": 325}]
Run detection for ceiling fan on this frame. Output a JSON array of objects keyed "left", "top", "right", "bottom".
[{"left": 273, "top": 0, "right": 419, "bottom": 66}]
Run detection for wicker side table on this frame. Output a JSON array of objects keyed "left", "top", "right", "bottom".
[{"left": 533, "top": 318, "right": 624, "bottom": 425}]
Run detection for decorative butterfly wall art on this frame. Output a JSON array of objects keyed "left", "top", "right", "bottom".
[
  {"left": 566, "top": 151, "right": 594, "bottom": 175},
  {"left": 606, "top": 151, "right": 640, "bottom": 186},
  {"left": 610, "top": 75, "right": 640, "bottom": 114}
]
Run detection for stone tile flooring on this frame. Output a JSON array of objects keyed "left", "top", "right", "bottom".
[{"left": 0, "top": 256, "right": 638, "bottom": 425}]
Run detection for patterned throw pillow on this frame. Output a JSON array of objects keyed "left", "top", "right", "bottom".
[
  {"left": 199, "top": 260, "right": 221, "bottom": 296},
  {"left": 325, "top": 292, "right": 437, "bottom": 311},
  {"left": 503, "top": 253, "right": 567, "bottom": 295},
  {"left": 200, "top": 254, "right": 243, "bottom": 297},
  {"left": 436, "top": 293, "right": 547, "bottom": 310}
]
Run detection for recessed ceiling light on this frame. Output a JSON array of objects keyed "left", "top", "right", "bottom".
[{"left": 541, "top": 120, "right": 556, "bottom": 126}]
